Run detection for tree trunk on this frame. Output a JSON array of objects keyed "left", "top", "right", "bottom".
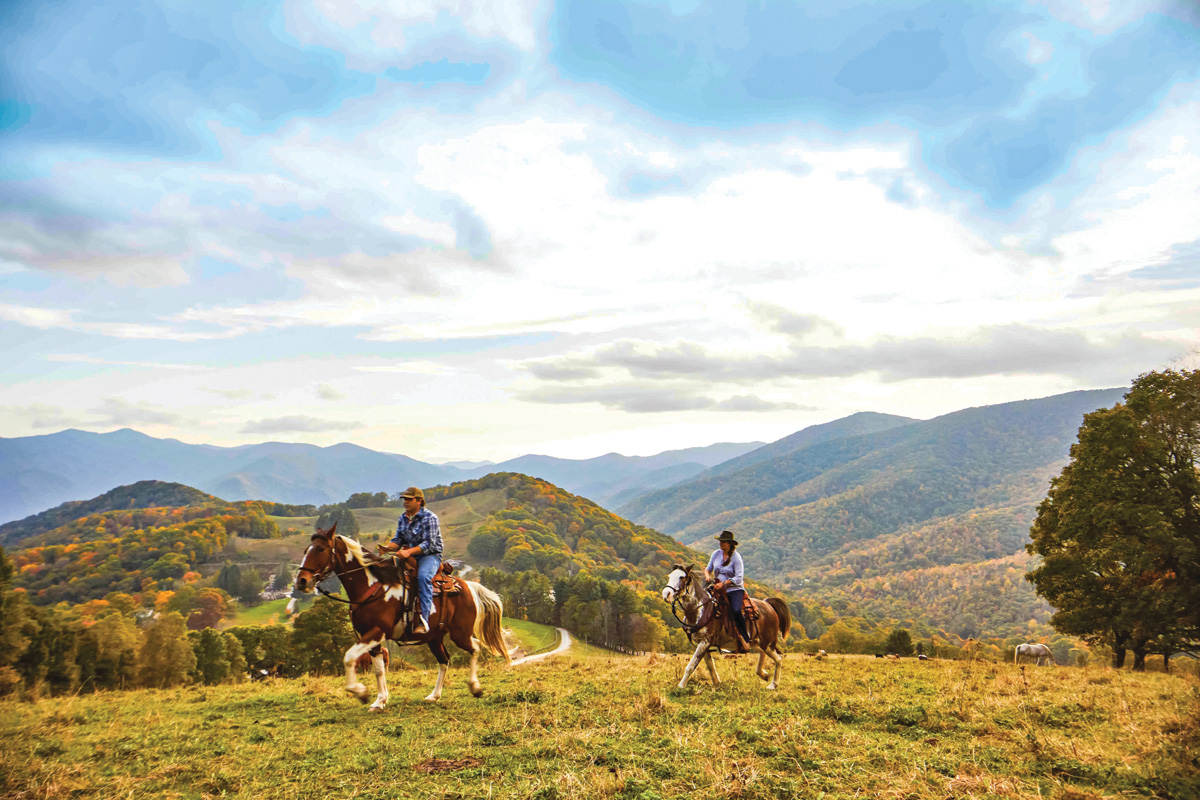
[
  {"left": 1164, "top": 653, "right": 1171, "bottom": 674},
  {"left": 1113, "top": 647, "right": 1126, "bottom": 669},
  {"left": 1132, "top": 647, "right": 1147, "bottom": 672}
]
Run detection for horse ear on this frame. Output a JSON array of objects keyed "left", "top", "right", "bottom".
[{"left": 330, "top": 521, "right": 338, "bottom": 535}]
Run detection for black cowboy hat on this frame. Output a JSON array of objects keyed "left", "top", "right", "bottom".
[{"left": 715, "top": 530, "right": 738, "bottom": 545}]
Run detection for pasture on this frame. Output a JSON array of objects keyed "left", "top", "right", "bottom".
[{"left": 2, "top": 653, "right": 1197, "bottom": 799}]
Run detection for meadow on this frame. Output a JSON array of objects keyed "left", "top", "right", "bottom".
[{"left": 2, "top": 651, "right": 1196, "bottom": 800}]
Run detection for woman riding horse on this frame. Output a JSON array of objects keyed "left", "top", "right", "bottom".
[{"left": 705, "top": 530, "right": 752, "bottom": 653}]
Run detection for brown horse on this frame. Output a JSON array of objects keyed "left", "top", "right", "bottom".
[
  {"left": 290, "top": 524, "right": 510, "bottom": 711},
  {"left": 660, "top": 564, "right": 791, "bottom": 689}
]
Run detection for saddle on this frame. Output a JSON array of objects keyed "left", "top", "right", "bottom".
[
  {"left": 741, "top": 593, "right": 759, "bottom": 622},
  {"left": 396, "top": 559, "right": 463, "bottom": 595},
  {"left": 431, "top": 561, "right": 462, "bottom": 595}
]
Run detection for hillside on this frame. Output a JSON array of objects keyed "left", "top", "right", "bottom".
[
  {"left": 0, "top": 480, "right": 220, "bottom": 547},
  {"left": 619, "top": 388, "right": 1126, "bottom": 636},
  {"left": 3, "top": 654, "right": 1195, "bottom": 800},
  {"left": 425, "top": 472, "right": 707, "bottom": 586},
  {"left": 4, "top": 472, "right": 711, "bottom": 607}
]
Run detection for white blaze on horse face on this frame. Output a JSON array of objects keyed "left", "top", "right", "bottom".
[{"left": 662, "top": 568, "right": 686, "bottom": 601}]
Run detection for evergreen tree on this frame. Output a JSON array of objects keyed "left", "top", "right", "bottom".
[
  {"left": 190, "top": 628, "right": 231, "bottom": 685},
  {"left": 236, "top": 568, "right": 264, "bottom": 606},
  {"left": 883, "top": 628, "right": 915, "bottom": 656},
  {"left": 0, "top": 546, "right": 30, "bottom": 695},
  {"left": 216, "top": 562, "right": 243, "bottom": 596},
  {"left": 271, "top": 563, "right": 292, "bottom": 591},
  {"left": 223, "top": 632, "right": 247, "bottom": 682},
  {"left": 315, "top": 505, "right": 360, "bottom": 539}
]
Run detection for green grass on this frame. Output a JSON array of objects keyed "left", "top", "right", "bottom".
[
  {"left": 224, "top": 598, "right": 293, "bottom": 628},
  {"left": 4, "top": 656, "right": 1196, "bottom": 799},
  {"left": 503, "top": 617, "right": 559, "bottom": 654}
]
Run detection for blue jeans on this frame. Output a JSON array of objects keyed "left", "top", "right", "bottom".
[
  {"left": 416, "top": 554, "right": 440, "bottom": 622},
  {"left": 725, "top": 587, "right": 751, "bottom": 643}
]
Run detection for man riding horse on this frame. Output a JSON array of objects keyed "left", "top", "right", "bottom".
[{"left": 378, "top": 486, "right": 440, "bottom": 634}]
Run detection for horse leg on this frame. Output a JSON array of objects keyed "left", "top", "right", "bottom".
[
  {"left": 425, "top": 638, "right": 450, "bottom": 702},
  {"left": 368, "top": 645, "right": 389, "bottom": 712},
  {"left": 343, "top": 635, "right": 383, "bottom": 704},
  {"left": 449, "top": 626, "right": 483, "bottom": 698},
  {"left": 703, "top": 649, "right": 721, "bottom": 686},
  {"left": 764, "top": 645, "right": 783, "bottom": 690},
  {"left": 679, "top": 640, "right": 708, "bottom": 689}
]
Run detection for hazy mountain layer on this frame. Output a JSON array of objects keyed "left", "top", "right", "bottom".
[
  {"left": 0, "top": 428, "right": 760, "bottom": 525},
  {"left": 620, "top": 388, "right": 1126, "bottom": 589}
]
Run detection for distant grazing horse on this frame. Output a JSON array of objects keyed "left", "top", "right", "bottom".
[
  {"left": 290, "top": 523, "right": 510, "bottom": 711},
  {"left": 660, "top": 564, "right": 791, "bottom": 690},
  {"left": 1014, "top": 642, "right": 1054, "bottom": 666}
]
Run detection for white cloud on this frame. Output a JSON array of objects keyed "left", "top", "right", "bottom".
[{"left": 241, "top": 415, "right": 364, "bottom": 434}]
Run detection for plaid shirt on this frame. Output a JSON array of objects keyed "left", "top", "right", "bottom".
[{"left": 391, "top": 507, "right": 443, "bottom": 557}]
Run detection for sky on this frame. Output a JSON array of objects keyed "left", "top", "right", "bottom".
[{"left": 1, "top": 0, "right": 1198, "bottom": 463}]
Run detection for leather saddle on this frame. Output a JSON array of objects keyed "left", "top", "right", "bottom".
[
  {"left": 431, "top": 561, "right": 462, "bottom": 595},
  {"left": 398, "top": 559, "right": 462, "bottom": 595}
]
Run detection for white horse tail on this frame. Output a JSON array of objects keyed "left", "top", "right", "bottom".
[{"left": 469, "top": 582, "right": 512, "bottom": 665}]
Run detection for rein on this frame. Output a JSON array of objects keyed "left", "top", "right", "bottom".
[
  {"left": 669, "top": 570, "right": 715, "bottom": 644},
  {"left": 301, "top": 550, "right": 392, "bottom": 608}
]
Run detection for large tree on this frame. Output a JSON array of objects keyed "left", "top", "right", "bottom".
[{"left": 1027, "top": 369, "right": 1200, "bottom": 670}]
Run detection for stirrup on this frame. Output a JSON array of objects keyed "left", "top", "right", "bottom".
[{"left": 412, "top": 616, "right": 429, "bottom": 634}]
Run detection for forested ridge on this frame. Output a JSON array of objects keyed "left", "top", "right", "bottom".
[
  {"left": 9, "top": 502, "right": 279, "bottom": 605},
  {"left": 437, "top": 472, "right": 707, "bottom": 586},
  {"left": 0, "top": 480, "right": 219, "bottom": 547}
]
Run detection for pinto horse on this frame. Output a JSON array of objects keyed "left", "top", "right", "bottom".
[
  {"left": 290, "top": 523, "right": 510, "bottom": 711},
  {"left": 660, "top": 564, "right": 791, "bottom": 690}
]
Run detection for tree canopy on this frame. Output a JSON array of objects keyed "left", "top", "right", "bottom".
[{"left": 1026, "top": 369, "right": 1200, "bottom": 670}]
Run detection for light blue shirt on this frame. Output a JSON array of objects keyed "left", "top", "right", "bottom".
[{"left": 706, "top": 549, "right": 744, "bottom": 588}]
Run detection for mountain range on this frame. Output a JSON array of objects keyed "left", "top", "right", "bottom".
[
  {"left": 617, "top": 387, "right": 1127, "bottom": 638},
  {"left": 0, "top": 427, "right": 761, "bottom": 525},
  {"left": 0, "top": 386, "right": 1131, "bottom": 639}
]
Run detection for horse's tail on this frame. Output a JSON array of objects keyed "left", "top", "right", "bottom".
[
  {"left": 766, "top": 597, "right": 791, "bottom": 641},
  {"left": 469, "top": 581, "right": 512, "bottom": 665}
]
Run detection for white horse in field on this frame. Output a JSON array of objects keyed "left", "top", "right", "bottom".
[{"left": 1014, "top": 642, "right": 1054, "bottom": 666}]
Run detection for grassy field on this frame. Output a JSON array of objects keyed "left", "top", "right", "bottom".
[{"left": 3, "top": 654, "right": 1197, "bottom": 799}]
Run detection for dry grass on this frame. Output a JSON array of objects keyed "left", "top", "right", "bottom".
[{"left": 1, "top": 653, "right": 1197, "bottom": 800}]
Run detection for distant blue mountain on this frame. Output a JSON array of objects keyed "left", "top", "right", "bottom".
[
  {"left": 463, "top": 441, "right": 766, "bottom": 507},
  {"left": 0, "top": 429, "right": 462, "bottom": 524},
  {"left": 0, "top": 429, "right": 763, "bottom": 524}
]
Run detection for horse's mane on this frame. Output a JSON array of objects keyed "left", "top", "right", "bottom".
[{"left": 336, "top": 535, "right": 404, "bottom": 583}]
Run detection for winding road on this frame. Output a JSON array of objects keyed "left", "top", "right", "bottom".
[{"left": 510, "top": 628, "right": 572, "bottom": 665}]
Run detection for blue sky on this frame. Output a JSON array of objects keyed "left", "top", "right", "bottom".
[{"left": 1, "top": 0, "right": 1198, "bottom": 461}]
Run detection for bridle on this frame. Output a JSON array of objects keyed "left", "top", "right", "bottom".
[
  {"left": 296, "top": 535, "right": 390, "bottom": 607},
  {"left": 666, "top": 566, "right": 712, "bottom": 640}
]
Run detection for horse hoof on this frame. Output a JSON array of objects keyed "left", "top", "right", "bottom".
[
  {"left": 368, "top": 705, "right": 386, "bottom": 713},
  {"left": 471, "top": 686, "right": 483, "bottom": 698},
  {"left": 347, "top": 687, "right": 369, "bottom": 704}
]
